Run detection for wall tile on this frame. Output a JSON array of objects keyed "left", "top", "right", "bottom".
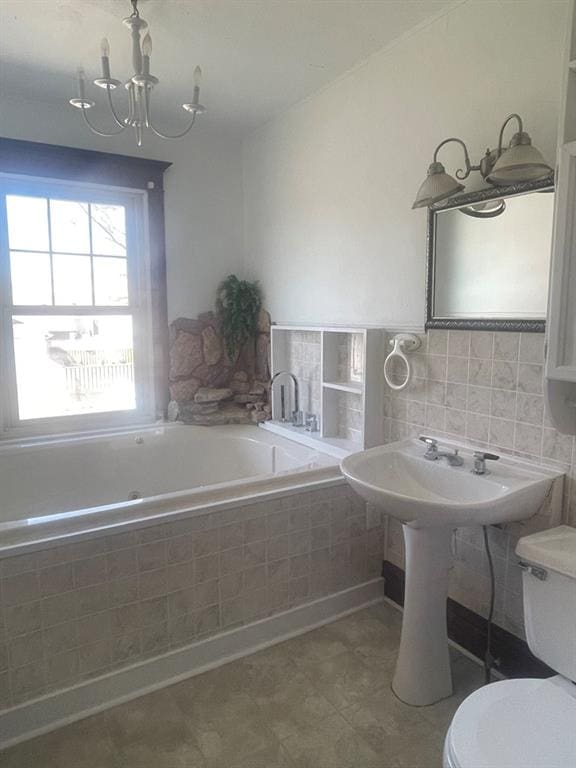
[
  {"left": 493, "top": 332, "right": 520, "bottom": 361},
  {"left": 467, "top": 386, "right": 491, "bottom": 415},
  {"left": 517, "top": 363, "right": 544, "bottom": 395},
  {"left": 542, "top": 428, "right": 574, "bottom": 464},
  {"left": 516, "top": 393, "right": 544, "bottom": 426},
  {"left": 491, "top": 389, "right": 516, "bottom": 420},
  {"left": 514, "top": 423, "right": 543, "bottom": 456},
  {"left": 428, "top": 330, "right": 448, "bottom": 355},
  {"left": 489, "top": 418, "right": 515, "bottom": 450},
  {"left": 448, "top": 331, "right": 471, "bottom": 357},
  {"left": 519, "top": 333, "right": 545, "bottom": 364},
  {"left": 427, "top": 355, "right": 447, "bottom": 380},
  {"left": 468, "top": 358, "right": 492, "bottom": 387},
  {"left": 426, "top": 380, "right": 446, "bottom": 404},
  {"left": 445, "top": 409, "right": 466, "bottom": 436},
  {"left": 446, "top": 383, "right": 467, "bottom": 410},
  {"left": 447, "top": 357, "right": 468, "bottom": 384},
  {"left": 470, "top": 332, "right": 493, "bottom": 359},
  {"left": 492, "top": 361, "right": 518, "bottom": 391},
  {"left": 466, "top": 413, "right": 489, "bottom": 443}
]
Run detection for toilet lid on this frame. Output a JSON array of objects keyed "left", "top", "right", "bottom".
[{"left": 446, "top": 676, "right": 576, "bottom": 768}]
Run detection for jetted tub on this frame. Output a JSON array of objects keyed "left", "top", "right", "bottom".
[{"left": 0, "top": 424, "right": 341, "bottom": 554}]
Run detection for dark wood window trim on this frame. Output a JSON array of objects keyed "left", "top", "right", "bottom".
[{"left": 0, "top": 137, "right": 172, "bottom": 421}]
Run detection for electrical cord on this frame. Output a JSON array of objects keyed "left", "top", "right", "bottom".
[{"left": 482, "top": 525, "right": 496, "bottom": 684}]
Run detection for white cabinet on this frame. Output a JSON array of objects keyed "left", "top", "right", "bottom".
[
  {"left": 265, "top": 325, "right": 385, "bottom": 456},
  {"left": 546, "top": 0, "right": 576, "bottom": 434}
]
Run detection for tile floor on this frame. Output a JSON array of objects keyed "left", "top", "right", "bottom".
[{"left": 1, "top": 602, "right": 484, "bottom": 768}]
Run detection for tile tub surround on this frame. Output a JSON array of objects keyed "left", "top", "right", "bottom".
[
  {"left": 382, "top": 328, "right": 574, "bottom": 641},
  {"left": 0, "top": 602, "right": 484, "bottom": 768},
  {"left": 0, "top": 484, "right": 385, "bottom": 713}
]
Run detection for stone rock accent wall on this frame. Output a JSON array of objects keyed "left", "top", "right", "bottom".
[{"left": 168, "top": 310, "right": 272, "bottom": 426}]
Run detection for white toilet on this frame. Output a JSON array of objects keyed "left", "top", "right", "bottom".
[{"left": 443, "top": 525, "right": 576, "bottom": 768}]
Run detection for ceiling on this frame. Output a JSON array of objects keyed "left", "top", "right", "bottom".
[{"left": 0, "top": 0, "right": 457, "bottom": 133}]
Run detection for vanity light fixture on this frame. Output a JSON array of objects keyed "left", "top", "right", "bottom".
[
  {"left": 69, "top": 0, "right": 205, "bottom": 147},
  {"left": 412, "top": 113, "right": 553, "bottom": 209}
]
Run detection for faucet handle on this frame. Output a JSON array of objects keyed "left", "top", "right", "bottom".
[
  {"left": 472, "top": 451, "right": 499, "bottom": 475},
  {"left": 473, "top": 451, "right": 500, "bottom": 461},
  {"left": 419, "top": 435, "right": 438, "bottom": 447}
]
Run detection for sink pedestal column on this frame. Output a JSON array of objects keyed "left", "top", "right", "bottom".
[{"left": 392, "top": 525, "right": 453, "bottom": 706}]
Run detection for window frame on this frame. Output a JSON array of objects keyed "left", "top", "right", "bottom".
[{"left": 0, "top": 139, "right": 171, "bottom": 439}]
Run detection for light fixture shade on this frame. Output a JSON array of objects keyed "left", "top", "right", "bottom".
[
  {"left": 487, "top": 135, "right": 553, "bottom": 185},
  {"left": 412, "top": 161, "right": 465, "bottom": 209}
]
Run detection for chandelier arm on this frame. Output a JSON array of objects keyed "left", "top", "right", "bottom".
[
  {"left": 106, "top": 86, "right": 129, "bottom": 128},
  {"left": 80, "top": 104, "right": 126, "bottom": 137},
  {"left": 144, "top": 87, "right": 198, "bottom": 139},
  {"left": 148, "top": 112, "right": 197, "bottom": 140}
]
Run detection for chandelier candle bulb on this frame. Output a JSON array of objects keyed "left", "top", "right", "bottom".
[
  {"left": 142, "top": 33, "right": 151, "bottom": 76},
  {"left": 142, "top": 33, "right": 152, "bottom": 56},
  {"left": 192, "top": 66, "right": 202, "bottom": 105},
  {"left": 193, "top": 68, "right": 202, "bottom": 100},
  {"left": 100, "top": 38, "right": 111, "bottom": 79}
]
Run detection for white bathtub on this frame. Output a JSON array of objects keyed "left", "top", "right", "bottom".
[{"left": 0, "top": 424, "right": 341, "bottom": 554}]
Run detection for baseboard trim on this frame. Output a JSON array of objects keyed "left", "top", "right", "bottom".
[
  {"left": 0, "top": 579, "right": 383, "bottom": 749},
  {"left": 381, "top": 560, "right": 554, "bottom": 680}
]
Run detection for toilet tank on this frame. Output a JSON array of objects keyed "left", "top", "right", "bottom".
[{"left": 516, "top": 526, "right": 576, "bottom": 682}]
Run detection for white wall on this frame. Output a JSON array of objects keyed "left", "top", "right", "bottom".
[
  {"left": 242, "top": 0, "right": 568, "bottom": 327},
  {"left": 0, "top": 97, "right": 244, "bottom": 322}
]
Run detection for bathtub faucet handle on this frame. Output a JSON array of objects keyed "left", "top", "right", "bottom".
[
  {"left": 292, "top": 410, "right": 305, "bottom": 427},
  {"left": 305, "top": 413, "right": 319, "bottom": 432}
]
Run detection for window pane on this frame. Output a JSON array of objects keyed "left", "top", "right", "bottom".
[
  {"left": 91, "top": 204, "right": 126, "bottom": 256},
  {"left": 12, "top": 315, "right": 136, "bottom": 420},
  {"left": 93, "top": 257, "right": 129, "bottom": 306},
  {"left": 52, "top": 254, "right": 93, "bottom": 305},
  {"left": 50, "top": 200, "right": 90, "bottom": 254},
  {"left": 6, "top": 195, "right": 49, "bottom": 251},
  {"left": 10, "top": 251, "right": 52, "bottom": 305}
]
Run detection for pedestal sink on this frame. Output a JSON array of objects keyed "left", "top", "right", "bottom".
[{"left": 341, "top": 437, "right": 563, "bottom": 706}]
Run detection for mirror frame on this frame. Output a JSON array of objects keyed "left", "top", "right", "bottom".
[{"left": 425, "top": 175, "right": 555, "bottom": 333}]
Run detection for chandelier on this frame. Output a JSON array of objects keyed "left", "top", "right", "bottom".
[{"left": 69, "top": 0, "right": 205, "bottom": 147}]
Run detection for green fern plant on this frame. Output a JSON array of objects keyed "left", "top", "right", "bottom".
[{"left": 216, "top": 275, "right": 263, "bottom": 360}]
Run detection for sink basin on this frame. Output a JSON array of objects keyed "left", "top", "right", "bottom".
[
  {"left": 340, "top": 437, "right": 564, "bottom": 708},
  {"left": 341, "top": 438, "right": 561, "bottom": 528}
]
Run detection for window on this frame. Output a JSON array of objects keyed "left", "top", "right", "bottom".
[{"left": 0, "top": 175, "right": 156, "bottom": 434}]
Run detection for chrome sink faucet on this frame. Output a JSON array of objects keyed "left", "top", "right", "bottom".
[
  {"left": 472, "top": 451, "right": 500, "bottom": 475},
  {"left": 419, "top": 436, "right": 464, "bottom": 467},
  {"left": 271, "top": 371, "right": 304, "bottom": 427}
]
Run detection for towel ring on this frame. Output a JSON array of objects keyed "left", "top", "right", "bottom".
[{"left": 383, "top": 333, "right": 421, "bottom": 391}]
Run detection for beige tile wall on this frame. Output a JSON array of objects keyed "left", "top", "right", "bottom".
[
  {"left": 383, "top": 328, "right": 575, "bottom": 639},
  {"left": 0, "top": 484, "right": 383, "bottom": 712},
  {"left": 335, "top": 390, "right": 364, "bottom": 445},
  {"left": 285, "top": 331, "right": 322, "bottom": 418}
]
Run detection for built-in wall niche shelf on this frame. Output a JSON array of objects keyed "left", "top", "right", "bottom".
[
  {"left": 323, "top": 380, "right": 364, "bottom": 394},
  {"left": 262, "top": 324, "right": 385, "bottom": 457}
]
